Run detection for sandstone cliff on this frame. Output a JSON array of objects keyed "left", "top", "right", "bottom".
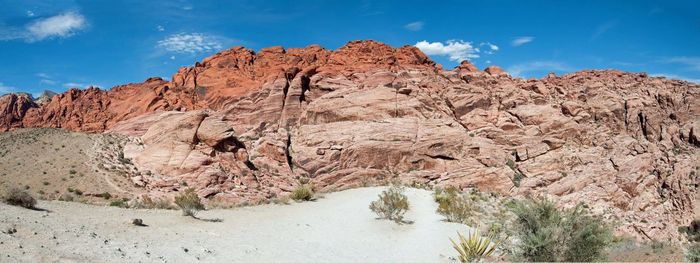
[{"left": 1, "top": 40, "right": 699, "bottom": 240}]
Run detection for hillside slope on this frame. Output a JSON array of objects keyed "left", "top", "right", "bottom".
[{"left": 1, "top": 40, "right": 699, "bottom": 240}]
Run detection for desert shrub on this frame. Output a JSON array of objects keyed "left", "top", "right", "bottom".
[
  {"left": 369, "top": 184, "right": 409, "bottom": 223},
  {"left": 110, "top": 198, "right": 129, "bottom": 208},
  {"left": 174, "top": 188, "right": 204, "bottom": 217},
  {"left": 451, "top": 228, "right": 503, "bottom": 263},
  {"left": 511, "top": 197, "right": 612, "bottom": 262},
  {"left": 2, "top": 188, "right": 37, "bottom": 209},
  {"left": 435, "top": 187, "right": 476, "bottom": 224},
  {"left": 679, "top": 219, "right": 700, "bottom": 242},
  {"left": 687, "top": 243, "right": 700, "bottom": 262},
  {"left": 132, "top": 195, "right": 174, "bottom": 209},
  {"left": 290, "top": 185, "right": 314, "bottom": 202},
  {"left": 98, "top": 192, "right": 112, "bottom": 200}
]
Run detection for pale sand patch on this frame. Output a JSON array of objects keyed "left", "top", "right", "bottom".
[{"left": 0, "top": 187, "right": 470, "bottom": 262}]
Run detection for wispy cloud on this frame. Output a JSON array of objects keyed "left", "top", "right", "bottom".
[
  {"left": 0, "top": 82, "right": 13, "bottom": 93},
  {"left": 157, "top": 33, "right": 225, "bottom": 54},
  {"left": 480, "top": 42, "right": 498, "bottom": 54},
  {"left": 156, "top": 25, "right": 165, "bottom": 32},
  {"left": 1, "top": 11, "right": 88, "bottom": 42},
  {"left": 661, "top": 56, "right": 700, "bottom": 72},
  {"left": 404, "top": 21, "right": 424, "bottom": 31},
  {"left": 650, "top": 73, "right": 700, "bottom": 84},
  {"left": 511, "top": 36, "right": 534, "bottom": 47},
  {"left": 414, "top": 40, "right": 480, "bottom": 62},
  {"left": 40, "top": 79, "right": 57, "bottom": 85},
  {"left": 63, "top": 82, "right": 101, "bottom": 89},
  {"left": 36, "top": 73, "right": 58, "bottom": 86},
  {"left": 506, "top": 61, "right": 573, "bottom": 77},
  {"left": 591, "top": 21, "right": 617, "bottom": 40}
]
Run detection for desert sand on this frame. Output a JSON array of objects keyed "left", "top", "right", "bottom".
[{"left": 0, "top": 187, "right": 469, "bottom": 263}]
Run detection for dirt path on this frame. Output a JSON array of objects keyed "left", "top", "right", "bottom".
[{"left": 0, "top": 187, "right": 471, "bottom": 263}]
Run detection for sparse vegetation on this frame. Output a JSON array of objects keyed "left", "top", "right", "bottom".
[
  {"left": 110, "top": 198, "right": 129, "bottom": 208},
  {"left": 98, "top": 192, "right": 112, "bottom": 200},
  {"left": 369, "top": 184, "right": 409, "bottom": 223},
  {"left": 506, "top": 159, "right": 524, "bottom": 187},
  {"left": 2, "top": 188, "right": 37, "bottom": 209},
  {"left": 679, "top": 219, "right": 700, "bottom": 242},
  {"left": 290, "top": 184, "right": 314, "bottom": 202},
  {"left": 434, "top": 187, "right": 476, "bottom": 224},
  {"left": 687, "top": 243, "right": 700, "bottom": 262},
  {"left": 510, "top": 197, "right": 612, "bottom": 262},
  {"left": 132, "top": 195, "right": 174, "bottom": 209},
  {"left": 174, "top": 188, "right": 204, "bottom": 217},
  {"left": 450, "top": 228, "right": 503, "bottom": 263}
]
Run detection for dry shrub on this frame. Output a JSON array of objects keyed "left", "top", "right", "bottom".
[
  {"left": 290, "top": 185, "right": 314, "bottom": 202},
  {"left": 2, "top": 188, "right": 36, "bottom": 209},
  {"left": 434, "top": 187, "right": 476, "bottom": 224},
  {"left": 369, "top": 184, "right": 409, "bottom": 223},
  {"left": 174, "top": 188, "right": 204, "bottom": 217}
]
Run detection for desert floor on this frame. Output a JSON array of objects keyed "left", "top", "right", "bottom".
[{"left": 0, "top": 187, "right": 469, "bottom": 263}]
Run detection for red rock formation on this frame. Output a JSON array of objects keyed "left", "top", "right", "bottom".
[
  {"left": 2, "top": 40, "right": 699, "bottom": 241},
  {"left": 0, "top": 93, "right": 36, "bottom": 131},
  {"left": 484, "top": 65, "right": 506, "bottom": 75},
  {"left": 456, "top": 60, "right": 479, "bottom": 72}
]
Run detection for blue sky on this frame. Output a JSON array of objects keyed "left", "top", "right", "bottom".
[{"left": 0, "top": 0, "right": 699, "bottom": 96}]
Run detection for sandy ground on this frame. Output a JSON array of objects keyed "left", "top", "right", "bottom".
[
  {"left": 0, "top": 187, "right": 471, "bottom": 263},
  {"left": 0, "top": 128, "right": 143, "bottom": 203}
]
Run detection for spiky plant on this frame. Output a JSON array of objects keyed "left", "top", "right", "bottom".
[{"left": 450, "top": 229, "right": 503, "bottom": 263}]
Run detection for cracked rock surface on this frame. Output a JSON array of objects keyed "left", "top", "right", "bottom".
[{"left": 1, "top": 40, "right": 699, "bottom": 240}]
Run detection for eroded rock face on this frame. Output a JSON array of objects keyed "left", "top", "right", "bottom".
[{"left": 2, "top": 40, "right": 700, "bottom": 241}]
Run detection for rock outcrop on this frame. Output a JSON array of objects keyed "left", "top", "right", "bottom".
[{"left": 1, "top": 40, "right": 699, "bottom": 241}]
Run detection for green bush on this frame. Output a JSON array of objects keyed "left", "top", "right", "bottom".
[
  {"left": 98, "top": 192, "right": 112, "bottom": 200},
  {"left": 510, "top": 197, "right": 612, "bottom": 262},
  {"left": 290, "top": 185, "right": 314, "bottom": 202},
  {"left": 174, "top": 188, "right": 204, "bottom": 217},
  {"left": 687, "top": 243, "right": 700, "bottom": 262},
  {"left": 369, "top": 184, "right": 409, "bottom": 223},
  {"left": 679, "top": 219, "right": 700, "bottom": 242},
  {"left": 434, "top": 187, "right": 476, "bottom": 224},
  {"left": 110, "top": 198, "right": 129, "bottom": 208},
  {"left": 2, "top": 188, "right": 37, "bottom": 209}
]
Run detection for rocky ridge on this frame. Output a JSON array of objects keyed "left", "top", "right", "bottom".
[{"left": 1, "top": 40, "right": 699, "bottom": 240}]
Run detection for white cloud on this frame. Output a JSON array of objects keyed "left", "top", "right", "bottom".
[
  {"left": 662, "top": 57, "right": 700, "bottom": 72},
  {"left": 36, "top": 73, "right": 58, "bottom": 85},
  {"left": 63, "top": 82, "right": 101, "bottom": 89},
  {"left": 511, "top": 36, "right": 534, "bottom": 46},
  {"left": 650, "top": 73, "right": 700, "bottom": 84},
  {"left": 591, "top": 21, "right": 616, "bottom": 40},
  {"left": 26, "top": 11, "right": 87, "bottom": 41},
  {"left": 480, "top": 42, "right": 499, "bottom": 54},
  {"left": 1, "top": 11, "right": 88, "bottom": 42},
  {"left": 0, "top": 82, "right": 15, "bottom": 94},
  {"left": 40, "top": 79, "right": 57, "bottom": 85},
  {"left": 157, "top": 25, "right": 165, "bottom": 32},
  {"left": 506, "top": 61, "right": 572, "bottom": 77},
  {"left": 414, "top": 40, "right": 480, "bottom": 62},
  {"left": 157, "top": 33, "right": 224, "bottom": 54},
  {"left": 404, "top": 21, "right": 424, "bottom": 31}
]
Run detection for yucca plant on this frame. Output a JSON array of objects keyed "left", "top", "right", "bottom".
[{"left": 450, "top": 229, "right": 503, "bottom": 263}]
